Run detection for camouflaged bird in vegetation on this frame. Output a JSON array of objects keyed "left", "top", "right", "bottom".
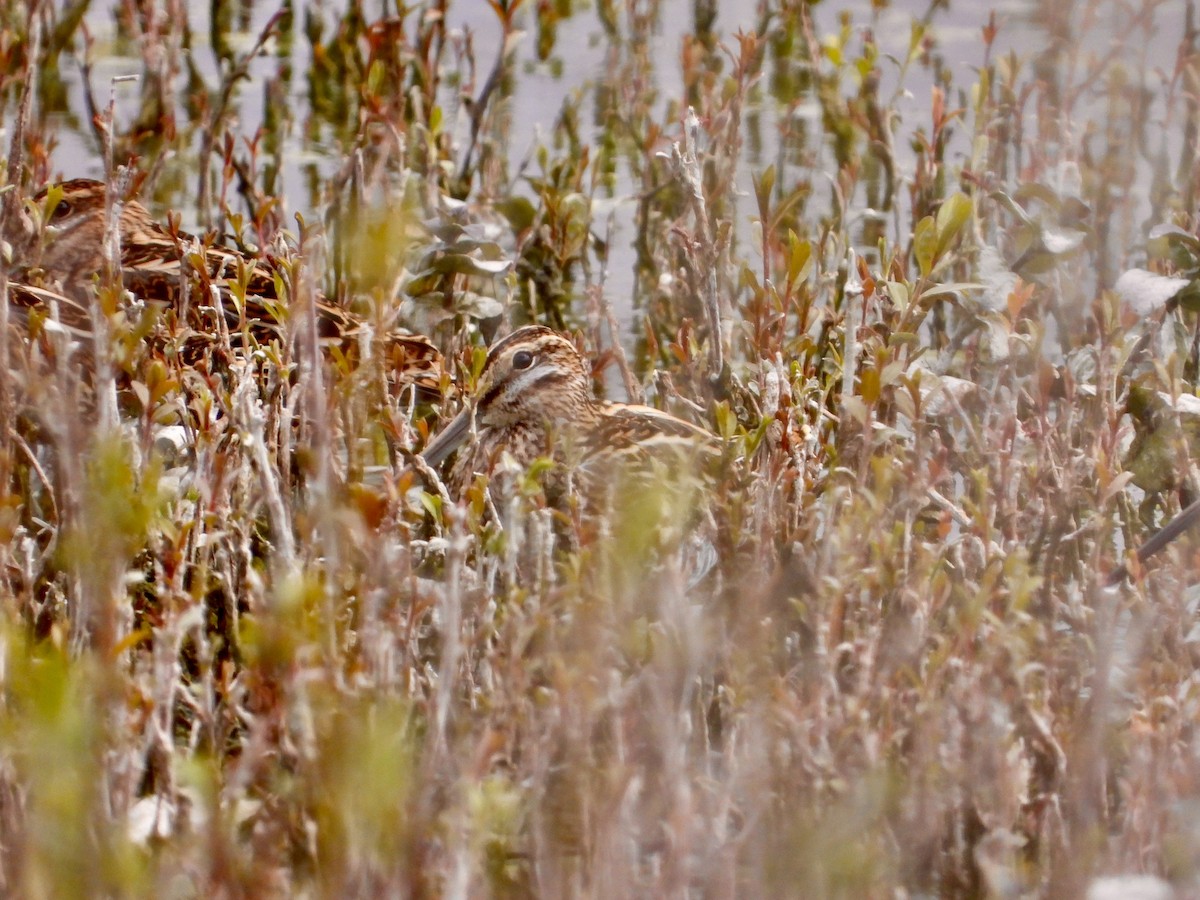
[
  {"left": 9, "top": 179, "right": 443, "bottom": 396},
  {"left": 421, "top": 325, "right": 719, "bottom": 502}
]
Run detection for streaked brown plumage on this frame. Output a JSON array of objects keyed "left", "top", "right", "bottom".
[
  {"left": 11, "top": 179, "right": 442, "bottom": 393},
  {"left": 421, "top": 325, "right": 717, "bottom": 499},
  {"left": 3, "top": 280, "right": 95, "bottom": 377}
]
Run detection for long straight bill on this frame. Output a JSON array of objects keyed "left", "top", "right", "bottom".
[{"left": 421, "top": 405, "right": 473, "bottom": 467}]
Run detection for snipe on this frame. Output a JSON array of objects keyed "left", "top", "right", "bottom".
[
  {"left": 421, "top": 325, "right": 718, "bottom": 501},
  {"left": 10, "top": 178, "right": 442, "bottom": 393}
]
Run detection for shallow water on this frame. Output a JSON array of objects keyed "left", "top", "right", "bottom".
[{"left": 26, "top": 0, "right": 1186, "bottom": 332}]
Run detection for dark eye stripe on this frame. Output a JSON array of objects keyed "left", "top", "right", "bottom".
[
  {"left": 477, "top": 358, "right": 568, "bottom": 414},
  {"left": 478, "top": 383, "right": 504, "bottom": 412}
]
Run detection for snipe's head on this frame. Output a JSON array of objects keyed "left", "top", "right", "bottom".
[
  {"left": 421, "top": 325, "right": 596, "bottom": 467},
  {"left": 473, "top": 326, "right": 594, "bottom": 429},
  {"left": 27, "top": 179, "right": 160, "bottom": 283}
]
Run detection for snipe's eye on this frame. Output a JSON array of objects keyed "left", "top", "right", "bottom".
[
  {"left": 50, "top": 199, "right": 72, "bottom": 221},
  {"left": 512, "top": 350, "right": 534, "bottom": 370}
]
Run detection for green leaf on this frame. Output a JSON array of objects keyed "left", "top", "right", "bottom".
[
  {"left": 453, "top": 291, "right": 504, "bottom": 320},
  {"left": 989, "top": 190, "right": 1035, "bottom": 226},
  {"left": 418, "top": 491, "right": 441, "bottom": 518},
  {"left": 886, "top": 280, "right": 910, "bottom": 312},
  {"left": 935, "top": 193, "right": 973, "bottom": 258},
  {"left": 403, "top": 270, "right": 442, "bottom": 297},
  {"left": 907, "top": 22, "right": 927, "bottom": 61},
  {"left": 497, "top": 196, "right": 536, "bottom": 232},
  {"left": 787, "top": 231, "right": 812, "bottom": 285},
  {"left": 880, "top": 360, "right": 905, "bottom": 387},
  {"left": 1147, "top": 223, "right": 1200, "bottom": 270},
  {"left": 366, "top": 59, "right": 386, "bottom": 96},
  {"left": 861, "top": 364, "right": 881, "bottom": 405},
  {"left": 1175, "top": 281, "right": 1200, "bottom": 313},
  {"left": 919, "top": 282, "right": 985, "bottom": 300},
  {"left": 713, "top": 401, "right": 737, "bottom": 440},
  {"left": 753, "top": 165, "right": 775, "bottom": 217},
  {"left": 913, "top": 215, "right": 937, "bottom": 277},
  {"left": 822, "top": 35, "right": 843, "bottom": 66}
]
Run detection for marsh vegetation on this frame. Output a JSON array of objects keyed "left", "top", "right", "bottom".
[{"left": 0, "top": 0, "right": 1198, "bottom": 896}]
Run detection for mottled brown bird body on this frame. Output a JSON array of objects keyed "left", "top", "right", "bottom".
[
  {"left": 422, "top": 326, "right": 716, "bottom": 499},
  {"left": 9, "top": 179, "right": 441, "bottom": 392}
]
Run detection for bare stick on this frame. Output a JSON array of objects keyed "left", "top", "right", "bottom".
[
  {"left": 668, "top": 107, "right": 727, "bottom": 387},
  {"left": 1107, "top": 497, "right": 1200, "bottom": 586},
  {"left": 197, "top": 8, "right": 286, "bottom": 228}
]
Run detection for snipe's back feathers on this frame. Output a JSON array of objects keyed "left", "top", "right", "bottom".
[{"left": 10, "top": 179, "right": 442, "bottom": 393}]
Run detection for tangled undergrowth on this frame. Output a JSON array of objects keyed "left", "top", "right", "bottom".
[{"left": 0, "top": 0, "right": 1197, "bottom": 896}]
